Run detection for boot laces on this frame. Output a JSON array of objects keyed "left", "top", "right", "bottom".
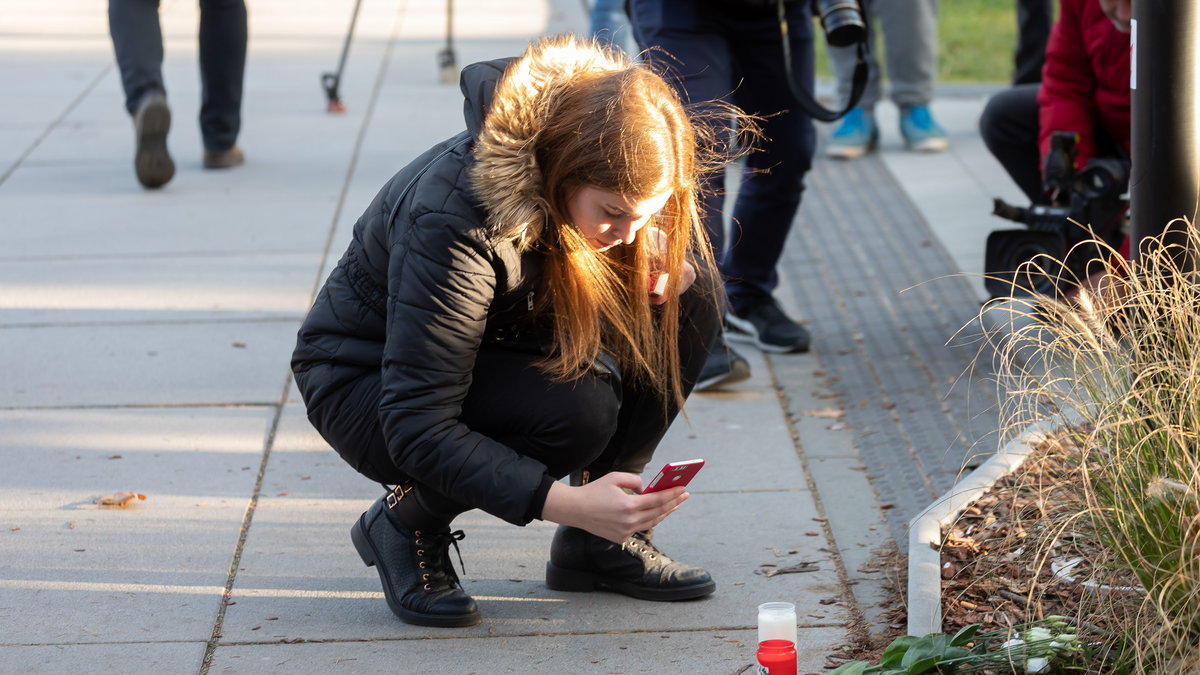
[
  {"left": 419, "top": 529, "right": 467, "bottom": 589},
  {"left": 622, "top": 530, "right": 666, "bottom": 562}
]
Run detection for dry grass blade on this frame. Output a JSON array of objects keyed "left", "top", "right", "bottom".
[{"left": 977, "top": 220, "right": 1200, "bottom": 672}]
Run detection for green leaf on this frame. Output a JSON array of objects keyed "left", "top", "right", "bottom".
[
  {"left": 940, "top": 647, "right": 971, "bottom": 661},
  {"left": 827, "top": 662, "right": 872, "bottom": 675},
  {"left": 881, "top": 636, "right": 920, "bottom": 666},
  {"left": 949, "top": 624, "right": 980, "bottom": 647},
  {"left": 901, "top": 641, "right": 936, "bottom": 668},
  {"left": 905, "top": 656, "right": 939, "bottom": 674}
]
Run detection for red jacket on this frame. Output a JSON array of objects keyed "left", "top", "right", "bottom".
[{"left": 1037, "top": 0, "right": 1131, "bottom": 173}]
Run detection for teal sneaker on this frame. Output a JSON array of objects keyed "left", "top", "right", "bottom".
[
  {"left": 826, "top": 107, "right": 878, "bottom": 159},
  {"left": 899, "top": 105, "right": 949, "bottom": 152}
]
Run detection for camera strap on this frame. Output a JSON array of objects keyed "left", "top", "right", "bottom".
[{"left": 777, "top": 0, "right": 868, "bottom": 122}]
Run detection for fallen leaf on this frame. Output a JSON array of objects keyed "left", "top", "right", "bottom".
[
  {"left": 74, "top": 548, "right": 86, "bottom": 552},
  {"left": 761, "top": 561, "right": 819, "bottom": 576},
  {"left": 805, "top": 531, "right": 819, "bottom": 536},
  {"left": 97, "top": 492, "right": 147, "bottom": 508},
  {"left": 107, "top": 455, "right": 123, "bottom": 460},
  {"left": 800, "top": 407, "right": 843, "bottom": 419},
  {"left": 819, "top": 597, "right": 838, "bottom": 605},
  {"left": 232, "top": 342, "right": 247, "bottom": 348}
]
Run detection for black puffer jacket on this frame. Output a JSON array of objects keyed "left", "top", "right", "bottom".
[{"left": 293, "top": 44, "right": 634, "bottom": 526}]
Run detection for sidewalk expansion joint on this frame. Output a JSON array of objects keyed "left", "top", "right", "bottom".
[
  {"left": 0, "top": 316, "right": 302, "bottom": 330},
  {"left": 0, "top": 401, "right": 280, "bottom": 412},
  {"left": 212, "top": 623, "right": 845, "bottom": 647}
]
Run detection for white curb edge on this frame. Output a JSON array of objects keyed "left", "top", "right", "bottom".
[{"left": 905, "top": 417, "right": 1067, "bottom": 636}]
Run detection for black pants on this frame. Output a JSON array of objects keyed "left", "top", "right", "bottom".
[
  {"left": 108, "top": 0, "right": 247, "bottom": 152},
  {"left": 628, "top": 0, "right": 816, "bottom": 313},
  {"left": 1014, "top": 0, "right": 1052, "bottom": 85},
  {"left": 980, "top": 83, "right": 1044, "bottom": 204},
  {"left": 298, "top": 279, "right": 720, "bottom": 523}
]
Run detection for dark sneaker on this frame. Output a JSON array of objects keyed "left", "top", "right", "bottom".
[
  {"left": 133, "top": 92, "right": 174, "bottom": 189},
  {"left": 726, "top": 295, "right": 810, "bottom": 353},
  {"left": 203, "top": 145, "right": 244, "bottom": 169},
  {"left": 545, "top": 526, "right": 716, "bottom": 601},
  {"left": 696, "top": 341, "right": 751, "bottom": 391}
]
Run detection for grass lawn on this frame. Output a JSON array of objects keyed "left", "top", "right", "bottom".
[{"left": 814, "top": 0, "right": 1023, "bottom": 84}]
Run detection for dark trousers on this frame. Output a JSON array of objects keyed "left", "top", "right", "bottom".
[
  {"left": 980, "top": 83, "right": 1044, "bottom": 204},
  {"left": 108, "top": 0, "right": 247, "bottom": 152},
  {"left": 297, "top": 279, "right": 720, "bottom": 524},
  {"left": 1014, "top": 0, "right": 1052, "bottom": 85},
  {"left": 628, "top": 0, "right": 816, "bottom": 313}
]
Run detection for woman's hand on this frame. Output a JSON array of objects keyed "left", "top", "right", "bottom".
[
  {"left": 648, "top": 260, "right": 696, "bottom": 306},
  {"left": 541, "top": 472, "right": 688, "bottom": 543}
]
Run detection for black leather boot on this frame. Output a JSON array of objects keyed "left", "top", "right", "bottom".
[
  {"left": 545, "top": 526, "right": 716, "bottom": 601},
  {"left": 350, "top": 489, "right": 480, "bottom": 627}
]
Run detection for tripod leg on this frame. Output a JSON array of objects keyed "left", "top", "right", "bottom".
[
  {"left": 437, "top": 0, "right": 457, "bottom": 84},
  {"left": 322, "top": 0, "right": 364, "bottom": 112}
]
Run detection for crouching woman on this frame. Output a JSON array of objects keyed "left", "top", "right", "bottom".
[{"left": 291, "top": 36, "right": 735, "bottom": 627}]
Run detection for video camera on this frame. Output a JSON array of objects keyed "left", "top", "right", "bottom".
[{"left": 985, "top": 131, "right": 1129, "bottom": 298}]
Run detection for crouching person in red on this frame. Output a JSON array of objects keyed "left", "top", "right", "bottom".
[{"left": 291, "top": 36, "right": 735, "bottom": 627}]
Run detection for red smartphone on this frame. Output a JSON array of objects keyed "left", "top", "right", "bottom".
[{"left": 641, "top": 458, "right": 705, "bottom": 494}]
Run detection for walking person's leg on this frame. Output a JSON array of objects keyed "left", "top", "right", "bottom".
[
  {"left": 627, "top": 0, "right": 752, "bottom": 390},
  {"left": 108, "top": 0, "right": 174, "bottom": 188},
  {"left": 826, "top": 0, "right": 882, "bottom": 159},
  {"left": 878, "top": 0, "right": 949, "bottom": 152},
  {"left": 719, "top": 3, "right": 815, "bottom": 353},
  {"left": 198, "top": 0, "right": 247, "bottom": 168},
  {"left": 1014, "top": 0, "right": 1052, "bottom": 85}
]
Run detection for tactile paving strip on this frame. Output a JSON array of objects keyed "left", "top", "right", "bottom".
[{"left": 778, "top": 153, "right": 1003, "bottom": 549}]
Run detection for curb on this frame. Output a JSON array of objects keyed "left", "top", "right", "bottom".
[{"left": 905, "top": 419, "right": 1059, "bottom": 637}]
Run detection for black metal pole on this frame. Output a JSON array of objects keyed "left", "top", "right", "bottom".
[{"left": 1130, "top": 0, "right": 1200, "bottom": 262}]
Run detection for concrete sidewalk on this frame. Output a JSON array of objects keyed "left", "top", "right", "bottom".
[{"left": 1, "top": 1, "right": 1013, "bottom": 673}]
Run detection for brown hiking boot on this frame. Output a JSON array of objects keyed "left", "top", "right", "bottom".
[
  {"left": 202, "top": 146, "right": 244, "bottom": 170},
  {"left": 133, "top": 93, "right": 174, "bottom": 189}
]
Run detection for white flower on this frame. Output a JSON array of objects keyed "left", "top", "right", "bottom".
[
  {"left": 1001, "top": 638, "right": 1025, "bottom": 650},
  {"left": 1025, "top": 626, "right": 1053, "bottom": 643},
  {"left": 1025, "top": 656, "right": 1050, "bottom": 673}
]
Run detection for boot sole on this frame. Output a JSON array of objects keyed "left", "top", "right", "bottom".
[
  {"left": 545, "top": 562, "right": 716, "bottom": 601},
  {"left": 350, "top": 514, "right": 481, "bottom": 627},
  {"left": 133, "top": 97, "right": 174, "bottom": 189}
]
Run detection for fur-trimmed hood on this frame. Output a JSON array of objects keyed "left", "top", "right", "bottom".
[{"left": 464, "top": 37, "right": 627, "bottom": 247}]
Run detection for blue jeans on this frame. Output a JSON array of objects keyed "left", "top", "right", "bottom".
[
  {"left": 108, "top": 0, "right": 247, "bottom": 152},
  {"left": 628, "top": 0, "right": 816, "bottom": 311}
]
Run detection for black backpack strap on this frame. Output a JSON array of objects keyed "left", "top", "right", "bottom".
[{"left": 778, "top": 0, "right": 869, "bottom": 122}]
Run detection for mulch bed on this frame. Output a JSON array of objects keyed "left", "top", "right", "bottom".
[
  {"left": 938, "top": 434, "right": 1109, "bottom": 635},
  {"left": 819, "top": 433, "right": 1136, "bottom": 671}
]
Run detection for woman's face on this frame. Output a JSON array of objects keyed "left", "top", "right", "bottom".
[{"left": 566, "top": 185, "right": 673, "bottom": 252}]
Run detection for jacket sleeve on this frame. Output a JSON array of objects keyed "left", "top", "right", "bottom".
[
  {"left": 1037, "top": 0, "right": 1099, "bottom": 176},
  {"left": 378, "top": 209, "right": 553, "bottom": 525}
]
